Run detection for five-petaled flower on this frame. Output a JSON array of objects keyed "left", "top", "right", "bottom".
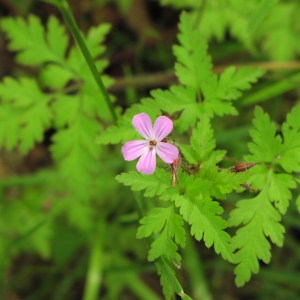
[{"left": 122, "top": 113, "right": 179, "bottom": 174}]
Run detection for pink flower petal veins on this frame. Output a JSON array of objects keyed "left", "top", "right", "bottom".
[
  {"left": 132, "top": 113, "right": 153, "bottom": 139},
  {"left": 153, "top": 116, "right": 173, "bottom": 141},
  {"left": 156, "top": 142, "right": 179, "bottom": 164},
  {"left": 136, "top": 149, "right": 157, "bottom": 174},
  {"left": 122, "top": 140, "right": 148, "bottom": 161}
]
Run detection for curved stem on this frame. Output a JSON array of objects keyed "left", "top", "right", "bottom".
[{"left": 55, "top": 0, "right": 117, "bottom": 122}]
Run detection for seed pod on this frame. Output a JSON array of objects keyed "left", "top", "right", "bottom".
[
  {"left": 171, "top": 155, "right": 181, "bottom": 187},
  {"left": 230, "top": 162, "right": 258, "bottom": 173}
]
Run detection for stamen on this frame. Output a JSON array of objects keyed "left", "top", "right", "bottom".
[{"left": 149, "top": 140, "right": 157, "bottom": 149}]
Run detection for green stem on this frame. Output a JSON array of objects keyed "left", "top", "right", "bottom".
[
  {"left": 133, "top": 192, "right": 192, "bottom": 299},
  {"left": 83, "top": 222, "right": 105, "bottom": 300},
  {"left": 184, "top": 235, "right": 212, "bottom": 300},
  {"left": 55, "top": 0, "right": 117, "bottom": 122},
  {"left": 158, "top": 258, "right": 193, "bottom": 300}
]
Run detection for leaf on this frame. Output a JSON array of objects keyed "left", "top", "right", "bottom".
[
  {"left": 284, "top": 104, "right": 300, "bottom": 131},
  {"left": 246, "top": 106, "right": 282, "bottom": 163},
  {"left": 279, "top": 104, "right": 300, "bottom": 172},
  {"left": 149, "top": 86, "right": 200, "bottom": 133},
  {"left": 216, "top": 66, "right": 265, "bottom": 101},
  {"left": 1, "top": 14, "right": 114, "bottom": 121},
  {"left": 156, "top": 259, "right": 181, "bottom": 300},
  {"left": 1, "top": 15, "right": 68, "bottom": 66},
  {"left": 257, "top": 3, "right": 299, "bottom": 60},
  {"left": 180, "top": 117, "right": 216, "bottom": 164},
  {"left": 96, "top": 117, "right": 135, "bottom": 145},
  {"left": 203, "top": 168, "right": 250, "bottom": 199},
  {"left": 229, "top": 189, "right": 285, "bottom": 286},
  {"left": 175, "top": 192, "right": 234, "bottom": 262},
  {"left": 233, "top": 104, "right": 300, "bottom": 286},
  {"left": 172, "top": 12, "right": 264, "bottom": 118},
  {"left": 85, "top": 23, "right": 111, "bottom": 58},
  {"left": 173, "top": 12, "right": 213, "bottom": 90},
  {"left": 148, "top": 229, "right": 181, "bottom": 263},
  {"left": 0, "top": 77, "right": 52, "bottom": 154},
  {"left": 267, "top": 172, "right": 296, "bottom": 214},
  {"left": 137, "top": 206, "right": 185, "bottom": 264},
  {"left": 116, "top": 169, "right": 171, "bottom": 198},
  {"left": 247, "top": 0, "right": 280, "bottom": 33},
  {"left": 51, "top": 95, "right": 80, "bottom": 128},
  {"left": 51, "top": 113, "right": 101, "bottom": 201},
  {"left": 111, "top": 10, "right": 264, "bottom": 141},
  {"left": 137, "top": 207, "right": 171, "bottom": 238},
  {"left": 39, "top": 64, "right": 75, "bottom": 90}
]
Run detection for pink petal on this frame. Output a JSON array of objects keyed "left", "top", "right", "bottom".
[
  {"left": 122, "top": 140, "right": 148, "bottom": 161},
  {"left": 136, "top": 149, "right": 156, "bottom": 174},
  {"left": 156, "top": 142, "right": 179, "bottom": 164},
  {"left": 153, "top": 116, "right": 173, "bottom": 141},
  {"left": 132, "top": 113, "right": 153, "bottom": 139}
]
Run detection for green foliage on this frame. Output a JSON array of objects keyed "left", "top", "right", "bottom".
[
  {"left": 113, "top": 11, "right": 268, "bottom": 297},
  {"left": 279, "top": 105, "right": 300, "bottom": 173},
  {"left": 257, "top": 2, "right": 300, "bottom": 60},
  {"left": 2, "top": 1, "right": 300, "bottom": 299},
  {"left": 230, "top": 105, "right": 300, "bottom": 286},
  {"left": 247, "top": 0, "right": 280, "bottom": 33},
  {"left": 175, "top": 193, "right": 234, "bottom": 262},
  {"left": 100, "top": 12, "right": 264, "bottom": 144},
  {"left": 180, "top": 116, "right": 218, "bottom": 164},
  {"left": 159, "top": 0, "right": 300, "bottom": 60},
  {"left": 137, "top": 206, "right": 185, "bottom": 264},
  {"left": 114, "top": 7, "right": 300, "bottom": 295},
  {"left": 173, "top": 13, "right": 264, "bottom": 117},
  {"left": 0, "top": 14, "right": 112, "bottom": 199},
  {"left": 1, "top": 15, "right": 67, "bottom": 66},
  {"left": 0, "top": 77, "right": 52, "bottom": 153},
  {"left": 116, "top": 169, "right": 171, "bottom": 198},
  {"left": 117, "top": 113, "right": 249, "bottom": 297}
]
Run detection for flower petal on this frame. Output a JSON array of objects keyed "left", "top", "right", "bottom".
[
  {"left": 153, "top": 116, "right": 173, "bottom": 141},
  {"left": 156, "top": 142, "right": 179, "bottom": 164},
  {"left": 136, "top": 149, "right": 156, "bottom": 174},
  {"left": 122, "top": 140, "right": 148, "bottom": 161},
  {"left": 132, "top": 113, "right": 153, "bottom": 139}
]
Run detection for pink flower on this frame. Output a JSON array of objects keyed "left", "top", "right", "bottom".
[{"left": 122, "top": 113, "right": 179, "bottom": 174}]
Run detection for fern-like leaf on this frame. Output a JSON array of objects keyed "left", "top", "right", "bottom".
[
  {"left": 246, "top": 106, "right": 282, "bottom": 162},
  {"left": 137, "top": 206, "right": 185, "bottom": 264},
  {"left": 51, "top": 113, "right": 101, "bottom": 201},
  {"left": 115, "top": 169, "right": 171, "bottom": 198},
  {"left": 173, "top": 12, "right": 264, "bottom": 118},
  {"left": 229, "top": 189, "right": 285, "bottom": 286},
  {"left": 231, "top": 105, "right": 299, "bottom": 286},
  {"left": 1, "top": 15, "right": 68, "bottom": 66},
  {"left": 175, "top": 192, "right": 234, "bottom": 262},
  {"left": 0, "top": 77, "right": 52, "bottom": 153},
  {"left": 279, "top": 104, "right": 300, "bottom": 172}
]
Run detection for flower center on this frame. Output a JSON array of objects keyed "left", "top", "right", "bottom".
[{"left": 149, "top": 140, "right": 157, "bottom": 150}]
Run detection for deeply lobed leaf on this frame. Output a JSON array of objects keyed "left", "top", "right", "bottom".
[
  {"left": 229, "top": 189, "right": 285, "bottom": 286},
  {"left": 175, "top": 193, "right": 234, "bottom": 262},
  {"left": 1, "top": 15, "right": 68, "bottom": 66},
  {"left": 0, "top": 77, "right": 52, "bottom": 153}
]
